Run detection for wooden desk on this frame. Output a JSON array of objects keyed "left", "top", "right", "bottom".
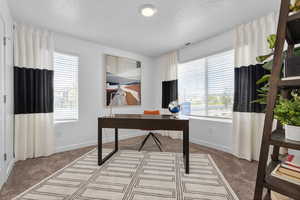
[{"left": 98, "top": 114, "right": 190, "bottom": 174}]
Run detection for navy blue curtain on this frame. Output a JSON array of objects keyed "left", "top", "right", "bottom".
[
  {"left": 233, "top": 64, "right": 269, "bottom": 113},
  {"left": 14, "top": 66, "right": 54, "bottom": 114}
]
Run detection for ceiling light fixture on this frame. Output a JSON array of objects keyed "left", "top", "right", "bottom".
[{"left": 140, "top": 4, "right": 157, "bottom": 17}]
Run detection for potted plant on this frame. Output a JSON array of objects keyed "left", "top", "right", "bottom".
[
  {"left": 257, "top": 34, "right": 300, "bottom": 79},
  {"left": 274, "top": 92, "right": 300, "bottom": 141},
  {"left": 256, "top": 1, "right": 300, "bottom": 77},
  {"left": 254, "top": 34, "right": 300, "bottom": 105}
]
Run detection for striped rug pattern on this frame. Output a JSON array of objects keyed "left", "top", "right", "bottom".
[{"left": 14, "top": 149, "right": 239, "bottom": 200}]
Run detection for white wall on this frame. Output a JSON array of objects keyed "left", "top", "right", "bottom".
[
  {"left": 152, "top": 31, "right": 234, "bottom": 153},
  {"left": 189, "top": 118, "right": 232, "bottom": 153},
  {"left": 0, "top": 0, "right": 14, "bottom": 187},
  {"left": 54, "top": 33, "right": 156, "bottom": 152}
]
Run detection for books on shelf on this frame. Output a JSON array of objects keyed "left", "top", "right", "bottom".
[
  {"left": 271, "top": 191, "right": 292, "bottom": 200},
  {"left": 282, "top": 154, "right": 300, "bottom": 172},
  {"left": 286, "top": 154, "right": 300, "bottom": 164},
  {"left": 271, "top": 154, "right": 300, "bottom": 186}
]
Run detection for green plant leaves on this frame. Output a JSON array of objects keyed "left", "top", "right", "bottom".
[
  {"left": 262, "top": 61, "right": 273, "bottom": 71},
  {"left": 255, "top": 34, "right": 276, "bottom": 63},
  {"left": 256, "top": 74, "right": 271, "bottom": 85},
  {"left": 294, "top": 47, "right": 300, "bottom": 56},
  {"left": 253, "top": 74, "right": 271, "bottom": 105},
  {"left": 274, "top": 94, "right": 300, "bottom": 126},
  {"left": 252, "top": 36, "right": 300, "bottom": 107},
  {"left": 267, "top": 34, "right": 277, "bottom": 49},
  {"left": 256, "top": 53, "right": 273, "bottom": 63},
  {"left": 251, "top": 98, "right": 267, "bottom": 104},
  {"left": 290, "top": 0, "right": 300, "bottom": 12}
]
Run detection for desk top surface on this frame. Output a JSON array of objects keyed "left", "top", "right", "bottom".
[{"left": 100, "top": 114, "right": 189, "bottom": 121}]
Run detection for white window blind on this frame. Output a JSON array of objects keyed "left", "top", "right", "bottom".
[
  {"left": 54, "top": 52, "right": 79, "bottom": 121},
  {"left": 178, "top": 50, "right": 234, "bottom": 118}
]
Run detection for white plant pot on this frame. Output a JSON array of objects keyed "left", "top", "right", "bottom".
[{"left": 285, "top": 125, "right": 300, "bottom": 141}]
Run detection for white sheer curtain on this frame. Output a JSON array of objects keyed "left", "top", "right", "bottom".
[
  {"left": 161, "top": 51, "right": 178, "bottom": 82},
  {"left": 233, "top": 13, "right": 278, "bottom": 161},
  {"left": 14, "top": 24, "right": 55, "bottom": 160},
  {"left": 156, "top": 51, "right": 182, "bottom": 139}
]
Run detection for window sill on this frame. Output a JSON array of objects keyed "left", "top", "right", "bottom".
[
  {"left": 55, "top": 120, "right": 78, "bottom": 124},
  {"left": 180, "top": 115, "right": 232, "bottom": 123}
]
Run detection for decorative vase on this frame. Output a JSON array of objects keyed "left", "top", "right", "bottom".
[{"left": 285, "top": 124, "right": 300, "bottom": 141}]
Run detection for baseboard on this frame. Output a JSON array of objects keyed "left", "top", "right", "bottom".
[
  {"left": 0, "top": 158, "right": 15, "bottom": 190},
  {"left": 190, "top": 137, "right": 232, "bottom": 154},
  {"left": 55, "top": 132, "right": 145, "bottom": 153},
  {"left": 56, "top": 135, "right": 232, "bottom": 154},
  {"left": 5, "top": 159, "right": 15, "bottom": 179},
  {"left": 55, "top": 141, "right": 98, "bottom": 153}
]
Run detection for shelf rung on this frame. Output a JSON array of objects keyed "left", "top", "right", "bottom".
[
  {"left": 270, "top": 129, "right": 300, "bottom": 150},
  {"left": 278, "top": 78, "right": 300, "bottom": 88},
  {"left": 288, "top": 12, "right": 300, "bottom": 23}
]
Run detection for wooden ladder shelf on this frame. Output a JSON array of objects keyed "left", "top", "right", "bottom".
[{"left": 254, "top": 0, "right": 300, "bottom": 199}]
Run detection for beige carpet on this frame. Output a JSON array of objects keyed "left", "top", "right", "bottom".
[{"left": 13, "top": 149, "right": 239, "bottom": 200}]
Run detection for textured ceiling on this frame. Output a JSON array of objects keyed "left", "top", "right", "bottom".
[{"left": 8, "top": 0, "right": 280, "bottom": 57}]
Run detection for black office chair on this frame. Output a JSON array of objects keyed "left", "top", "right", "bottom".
[{"left": 138, "top": 110, "right": 163, "bottom": 151}]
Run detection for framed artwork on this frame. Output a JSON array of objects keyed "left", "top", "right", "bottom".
[{"left": 105, "top": 55, "right": 141, "bottom": 106}]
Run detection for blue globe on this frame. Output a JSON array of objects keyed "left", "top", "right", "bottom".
[{"left": 168, "top": 101, "right": 181, "bottom": 114}]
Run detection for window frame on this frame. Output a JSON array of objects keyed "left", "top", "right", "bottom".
[
  {"left": 53, "top": 51, "right": 79, "bottom": 122},
  {"left": 178, "top": 49, "right": 234, "bottom": 119}
]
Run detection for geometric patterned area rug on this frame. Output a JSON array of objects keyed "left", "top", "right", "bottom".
[{"left": 13, "top": 149, "right": 239, "bottom": 200}]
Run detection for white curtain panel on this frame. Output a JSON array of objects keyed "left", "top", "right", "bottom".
[
  {"left": 232, "top": 13, "right": 278, "bottom": 161},
  {"left": 234, "top": 12, "right": 278, "bottom": 67},
  {"left": 14, "top": 24, "right": 54, "bottom": 70},
  {"left": 232, "top": 113, "right": 265, "bottom": 161},
  {"left": 160, "top": 51, "right": 178, "bottom": 81},
  {"left": 157, "top": 51, "right": 182, "bottom": 139},
  {"left": 15, "top": 114, "right": 54, "bottom": 160},
  {"left": 14, "top": 24, "right": 55, "bottom": 160}
]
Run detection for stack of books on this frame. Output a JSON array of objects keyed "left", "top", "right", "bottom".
[
  {"left": 272, "top": 154, "right": 300, "bottom": 185},
  {"left": 271, "top": 191, "right": 291, "bottom": 200}
]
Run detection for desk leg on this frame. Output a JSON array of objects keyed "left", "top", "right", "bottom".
[
  {"left": 98, "top": 122, "right": 102, "bottom": 165},
  {"left": 98, "top": 127, "right": 119, "bottom": 166},
  {"left": 184, "top": 125, "right": 190, "bottom": 174},
  {"left": 115, "top": 128, "right": 118, "bottom": 151},
  {"left": 183, "top": 134, "right": 186, "bottom": 157}
]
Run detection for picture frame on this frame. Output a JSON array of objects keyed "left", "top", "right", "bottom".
[{"left": 105, "top": 54, "right": 142, "bottom": 106}]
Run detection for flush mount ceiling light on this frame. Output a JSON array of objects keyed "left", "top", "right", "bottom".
[{"left": 140, "top": 4, "right": 157, "bottom": 17}]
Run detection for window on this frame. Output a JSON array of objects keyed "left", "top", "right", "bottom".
[
  {"left": 178, "top": 50, "right": 234, "bottom": 118},
  {"left": 54, "top": 52, "right": 79, "bottom": 121}
]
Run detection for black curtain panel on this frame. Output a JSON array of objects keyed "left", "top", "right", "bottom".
[
  {"left": 233, "top": 64, "right": 270, "bottom": 113},
  {"left": 14, "top": 66, "right": 54, "bottom": 114},
  {"left": 162, "top": 80, "right": 178, "bottom": 108}
]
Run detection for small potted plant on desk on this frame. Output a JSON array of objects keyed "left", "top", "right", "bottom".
[{"left": 274, "top": 92, "right": 300, "bottom": 141}]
